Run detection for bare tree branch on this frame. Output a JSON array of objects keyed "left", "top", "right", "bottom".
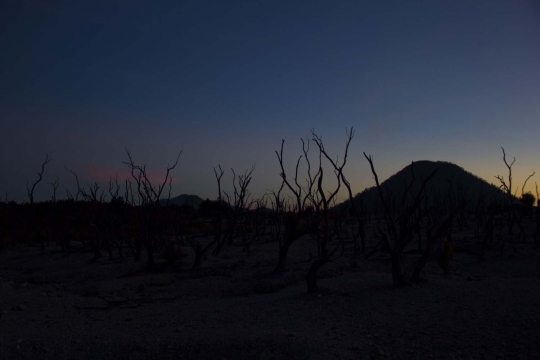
[
  {"left": 48, "top": 176, "right": 60, "bottom": 202},
  {"left": 27, "top": 154, "right": 51, "bottom": 204},
  {"left": 522, "top": 171, "right": 536, "bottom": 196}
]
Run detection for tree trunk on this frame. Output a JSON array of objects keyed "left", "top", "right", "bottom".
[
  {"left": 192, "top": 244, "right": 203, "bottom": 270},
  {"left": 274, "top": 238, "right": 293, "bottom": 273},
  {"left": 305, "top": 257, "right": 329, "bottom": 293},
  {"left": 391, "top": 252, "right": 408, "bottom": 287}
]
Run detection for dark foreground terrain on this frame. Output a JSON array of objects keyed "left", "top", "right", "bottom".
[{"left": 1, "top": 235, "right": 540, "bottom": 360}]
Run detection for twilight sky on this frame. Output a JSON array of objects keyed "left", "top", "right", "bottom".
[{"left": 1, "top": 0, "right": 540, "bottom": 203}]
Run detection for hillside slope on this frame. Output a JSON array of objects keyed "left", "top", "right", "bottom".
[
  {"left": 343, "top": 160, "right": 508, "bottom": 211},
  {"left": 161, "top": 194, "right": 204, "bottom": 208}
]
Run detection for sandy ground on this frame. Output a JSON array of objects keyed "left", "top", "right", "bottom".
[{"left": 1, "top": 230, "right": 540, "bottom": 360}]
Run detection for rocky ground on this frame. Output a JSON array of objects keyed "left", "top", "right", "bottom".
[{"left": 1, "top": 231, "right": 540, "bottom": 360}]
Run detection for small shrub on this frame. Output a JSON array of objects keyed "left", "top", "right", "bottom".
[{"left": 520, "top": 192, "right": 535, "bottom": 207}]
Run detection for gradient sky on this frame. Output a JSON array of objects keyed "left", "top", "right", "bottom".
[{"left": 1, "top": 0, "right": 540, "bottom": 203}]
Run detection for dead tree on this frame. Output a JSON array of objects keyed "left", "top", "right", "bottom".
[
  {"left": 192, "top": 166, "right": 225, "bottom": 270},
  {"left": 48, "top": 177, "right": 60, "bottom": 202},
  {"left": 123, "top": 149, "right": 181, "bottom": 267},
  {"left": 25, "top": 154, "right": 51, "bottom": 253},
  {"left": 535, "top": 183, "right": 539, "bottom": 245},
  {"left": 242, "top": 196, "right": 270, "bottom": 252},
  {"left": 305, "top": 166, "right": 342, "bottom": 292},
  {"left": 268, "top": 189, "right": 286, "bottom": 245},
  {"left": 495, "top": 147, "right": 526, "bottom": 250},
  {"left": 273, "top": 138, "right": 321, "bottom": 273},
  {"left": 304, "top": 129, "right": 355, "bottom": 292},
  {"left": 107, "top": 173, "right": 121, "bottom": 200},
  {"left": 213, "top": 166, "right": 255, "bottom": 255},
  {"left": 521, "top": 171, "right": 536, "bottom": 198},
  {"left": 27, "top": 154, "right": 51, "bottom": 204},
  {"left": 65, "top": 166, "right": 105, "bottom": 259},
  {"left": 364, "top": 154, "right": 441, "bottom": 287},
  {"left": 312, "top": 128, "right": 365, "bottom": 253}
]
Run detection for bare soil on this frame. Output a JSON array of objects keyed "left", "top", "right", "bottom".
[{"left": 1, "top": 232, "right": 540, "bottom": 360}]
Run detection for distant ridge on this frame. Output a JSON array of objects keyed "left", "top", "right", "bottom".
[
  {"left": 161, "top": 194, "right": 204, "bottom": 208},
  {"left": 342, "top": 160, "right": 509, "bottom": 211}
]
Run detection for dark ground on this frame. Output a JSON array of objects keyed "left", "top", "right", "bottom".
[{"left": 1, "top": 230, "right": 540, "bottom": 360}]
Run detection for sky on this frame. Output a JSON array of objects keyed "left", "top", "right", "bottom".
[{"left": 1, "top": 0, "right": 540, "bottom": 203}]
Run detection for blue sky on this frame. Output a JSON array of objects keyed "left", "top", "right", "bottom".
[{"left": 1, "top": 0, "right": 539, "bottom": 202}]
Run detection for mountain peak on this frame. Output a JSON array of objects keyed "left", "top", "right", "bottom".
[
  {"left": 161, "top": 194, "right": 204, "bottom": 208},
  {"left": 347, "top": 160, "right": 506, "bottom": 210}
]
